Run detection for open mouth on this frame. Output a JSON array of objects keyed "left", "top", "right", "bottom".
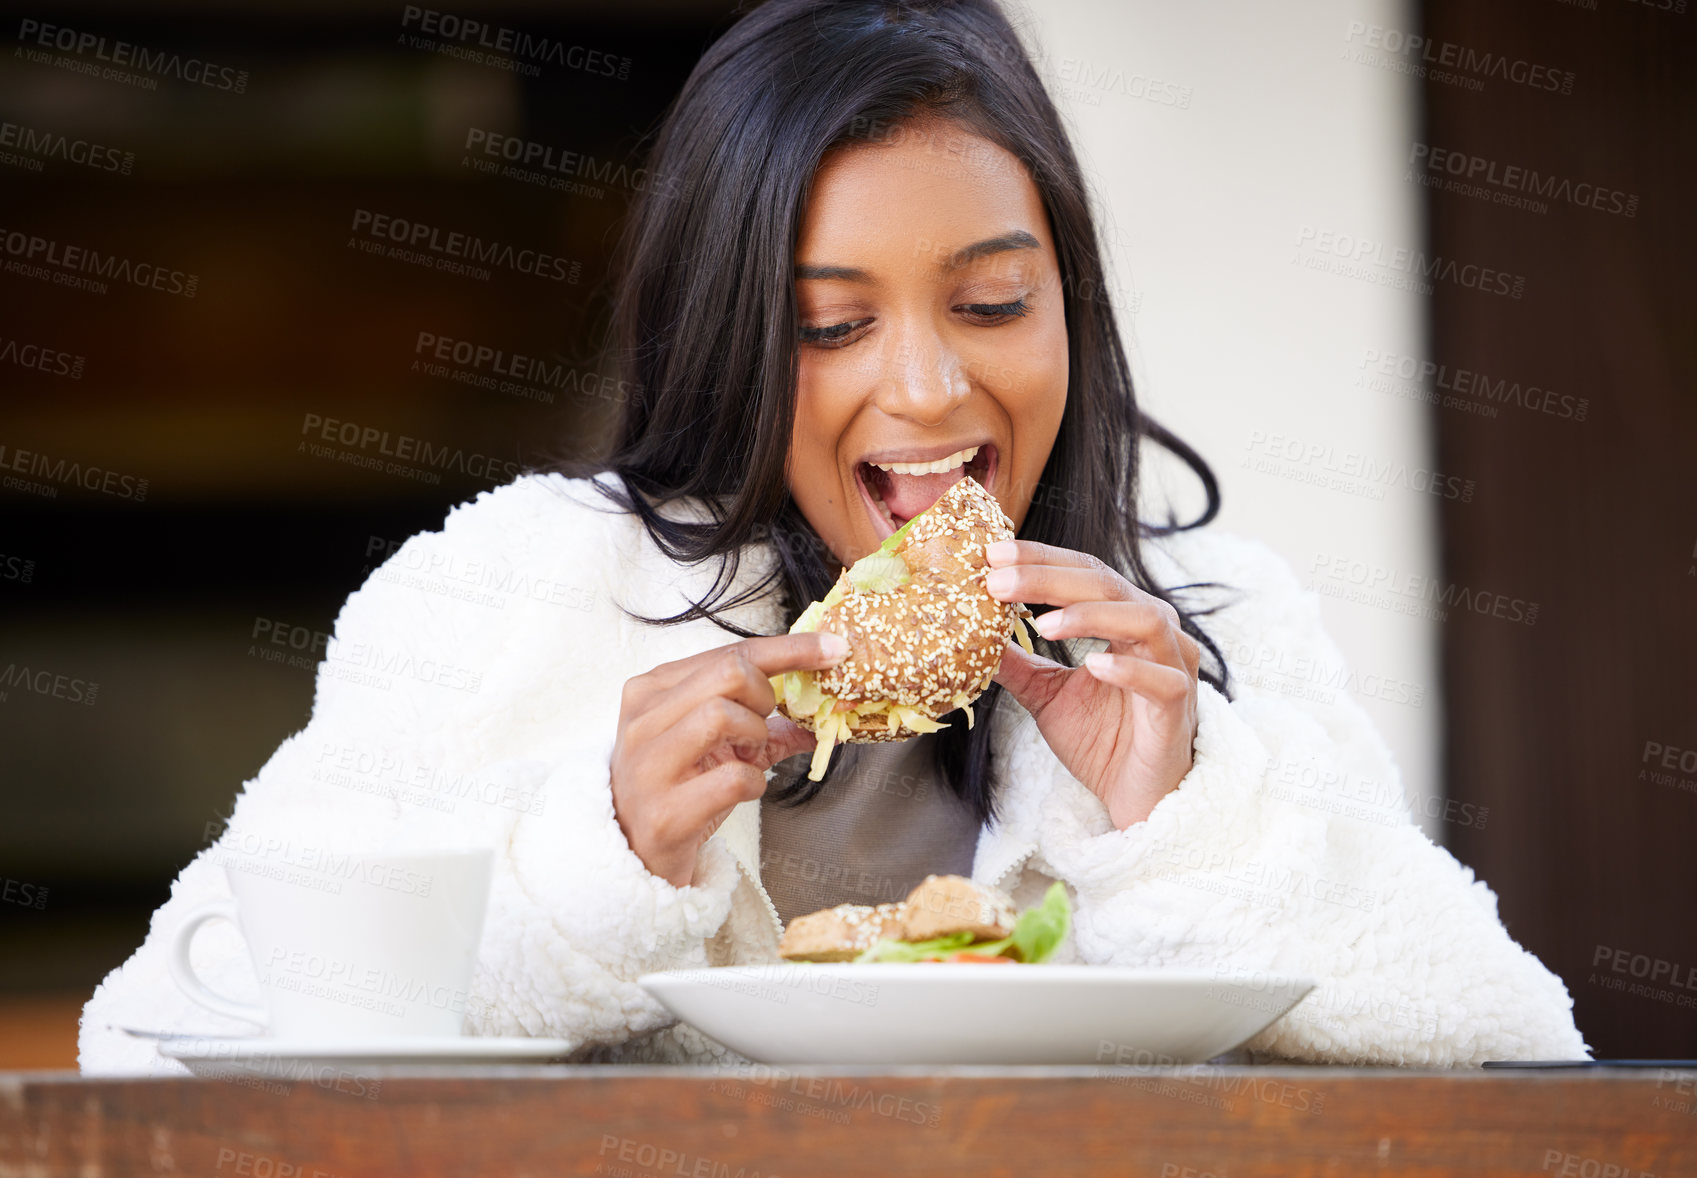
[{"left": 855, "top": 443, "right": 997, "bottom": 541}]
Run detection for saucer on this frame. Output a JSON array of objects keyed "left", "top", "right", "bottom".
[{"left": 158, "top": 1034, "right": 575, "bottom": 1075}]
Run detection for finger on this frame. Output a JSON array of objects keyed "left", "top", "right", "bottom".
[
  {"left": 698, "top": 646, "right": 792, "bottom": 718},
  {"left": 981, "top": 542, "right": 1202, "bottom": 675},
  {"left": 984, "top": 538, "right": 1109, "bottom": 570},
  {"left": 660, "top": 760, "right": 769, "bottom": 847},
  {"left": 1081, "top": 651, "right": 1192, "bottom": 704},
  {"left": 991, "top": 641, "right": 1070, "bottom": 720},
  {"left": 985, "top": 561, "right": 1132, "bottom": 609},
  {"left": 625, "top": 659, "right": 771, "bottom": 759},
  {"left": 636, "top": 631, "right": 850, "bottom": 697},
  {"left": 703, "top": 713, "right": 821, "bottom": 775},
  {"left": 630, "top": 635, "right": 842, "bottom": 728},
  {"left": 632, "top": 695, "right": 773, "bottom": 781},
  {"left": 1032, "top": 600, "right": 1188, "bottom": 669},
  {"left": 1175, "top": 629, "right": 1202, "bottom": 679}
]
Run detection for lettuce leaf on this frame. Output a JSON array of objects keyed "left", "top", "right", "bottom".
[
  {"left": 1007, "top": 881, "right": 1071, "bottom": 964},
  {"left": 944, "top": 882, "right": 1072, "bottom": 964},
  {"left": 850, "top": 882, "right": 1072, "bottom": 964},
  {"left": 854, "top": 931, "right": 976, "bottom": 963},
  {"left": 879, "top": 515, "right": 917, "bottom": 553},
  {"left": 846, "top": 550, "right": 909, "bottom": 593}
]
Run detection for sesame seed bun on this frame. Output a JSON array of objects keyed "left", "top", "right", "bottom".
[
  {"left": 774, "top": 477, "right": 1034, "bottom": 777},
  {"left": 777, "top": 875, "right": 1018, "bottom": 962},
  {"left": 777, "top": 901, "right": 905, "bottom": 962}
]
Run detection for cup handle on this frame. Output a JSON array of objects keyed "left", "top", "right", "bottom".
[{"left": 167, "top": 901, "right": 268, "bottom": 1026}]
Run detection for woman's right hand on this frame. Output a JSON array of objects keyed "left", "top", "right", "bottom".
[{"left": 610, "top": 631, "right": 849, "bottom": 887}]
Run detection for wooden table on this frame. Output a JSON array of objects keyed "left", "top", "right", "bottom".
[{"left": 3, "top": 1066, "right": 1695, "bottom": 1177}]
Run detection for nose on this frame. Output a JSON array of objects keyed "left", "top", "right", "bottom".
[{"left": 870, "top": 322, "right": 969, "bottom": 427}]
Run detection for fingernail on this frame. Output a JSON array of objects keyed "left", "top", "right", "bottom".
[
  {"left": 985, "top": 540, "right": 1017, "bottom": 566},
  {"left": 1032, "top": 610, "right": 1061, "bottom": 637},
  {"left": 819, "top": 632, "right": 849, "bottom": 660},
  {"left": 1086, "top": 651, "right": 1112, "bottom": 671},
  {"left": 985, "top": 567, "right": 1016, "bottom": 596}
]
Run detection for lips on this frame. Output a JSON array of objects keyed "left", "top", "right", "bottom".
[{"left": 856, "top": 443, "right": 996, "bottom": 539}]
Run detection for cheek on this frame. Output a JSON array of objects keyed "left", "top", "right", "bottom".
[
  {"left": 1027, "top": 354, "right": 1068, "bottom": 433},
  {"left": 994, "top": 324, "right": 1068, "bottom": 447},
  {"left": 787, "top": 365, "right": 830, "bottom": 482},
  {"left": 792, "top": 356, "right": 861, "bottom": 454},
  {"left": 787, "top": 360, "right": 866, "bottom": 554},
  {"left": 1033, "top": 314, "right": 1070, "bottom": 417}
]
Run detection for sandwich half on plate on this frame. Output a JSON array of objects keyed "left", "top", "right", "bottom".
[{"left": 778, "top": 875, "right": 1071, "bottom": 965}]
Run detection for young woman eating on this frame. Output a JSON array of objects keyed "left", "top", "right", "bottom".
[{"left": 80, "top": 0, "right": 1587, "bottom": 1071}]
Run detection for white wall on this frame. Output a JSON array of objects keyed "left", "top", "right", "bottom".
[{"left": 1010, "top": 0, "right": 1445, "bottom": 838}]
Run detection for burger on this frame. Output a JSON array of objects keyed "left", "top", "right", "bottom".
[
  {"left": 771, "top": 476, "right": 1034, "bottom": 781},
  {"left": 777, "top": 875, "right": 1071, "bottom": 965}
]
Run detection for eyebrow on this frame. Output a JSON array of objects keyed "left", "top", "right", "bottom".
[{"left": 794, "top": 229, "right": 1041, "bottom": 283}]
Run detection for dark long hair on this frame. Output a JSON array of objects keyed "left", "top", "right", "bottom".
[{"left": 546, "top": 0, "right": 1235, "bottom": 825}]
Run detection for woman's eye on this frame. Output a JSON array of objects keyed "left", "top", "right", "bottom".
[
  {"left": 797, "top": 300, "right": 1027, "bottom": 347},
  {"left": 798, "top": 318, "right": 872, "bottom": 347},
  {"left": 958, "top": 298, "right": 1030, "bottom": 323}
]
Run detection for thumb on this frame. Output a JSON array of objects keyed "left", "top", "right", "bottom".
[
  {"left": 993, "top": 641, "right": 1069, "bottom": 719},
  {"left": 758, "top": 713, "right": 819, "bottom": 769}
]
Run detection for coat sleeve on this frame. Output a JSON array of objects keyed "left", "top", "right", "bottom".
[
  {"left": 1002, "top": 531, "right": 1589, "bottom": 1067},
  {"left": 78, "top": 477, "right": 749, "bottom": 1075}
]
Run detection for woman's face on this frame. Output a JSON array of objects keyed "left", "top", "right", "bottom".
[{"left": 786, "top": 117, "right": 1069, "bottom": 569}]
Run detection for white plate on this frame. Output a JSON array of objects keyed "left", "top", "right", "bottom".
[
  {"left": 639, "top": 964, "right": 1314, "bottom": 1066},
  {"left": 158, "top": 1035, "right": 574, "bottom": 1075}
]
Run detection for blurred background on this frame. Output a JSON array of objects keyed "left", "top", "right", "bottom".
[{"left": 0, "top": 0, "right": 1692, "bottom": 1067}]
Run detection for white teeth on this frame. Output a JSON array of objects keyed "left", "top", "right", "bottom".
[
  {"left": 871, "top": 445, "right": 979, "bottom": 476},
  {"left": 871, "top": 493, "right": 895, "bottom": 528}
]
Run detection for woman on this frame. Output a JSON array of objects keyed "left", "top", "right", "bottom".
[{"left": 80, "top": 0, "right": 1586, "bottom": 1071}]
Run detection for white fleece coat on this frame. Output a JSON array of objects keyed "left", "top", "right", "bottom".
[{"left": 79, "top": 472, "right": 1589, "bottom": 1073}]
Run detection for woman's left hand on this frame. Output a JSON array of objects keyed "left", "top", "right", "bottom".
[{"left": 984, "top": 539, "right": 1201, "bottom": 830}]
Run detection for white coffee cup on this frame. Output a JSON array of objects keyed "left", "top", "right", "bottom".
[{"left": 169, "top": 846, "right": 494, "bottom": 1039}]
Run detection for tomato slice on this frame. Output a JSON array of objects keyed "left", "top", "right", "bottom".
[{"left": 941, "top": 951, "right": 1015, "bottom": 964}]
